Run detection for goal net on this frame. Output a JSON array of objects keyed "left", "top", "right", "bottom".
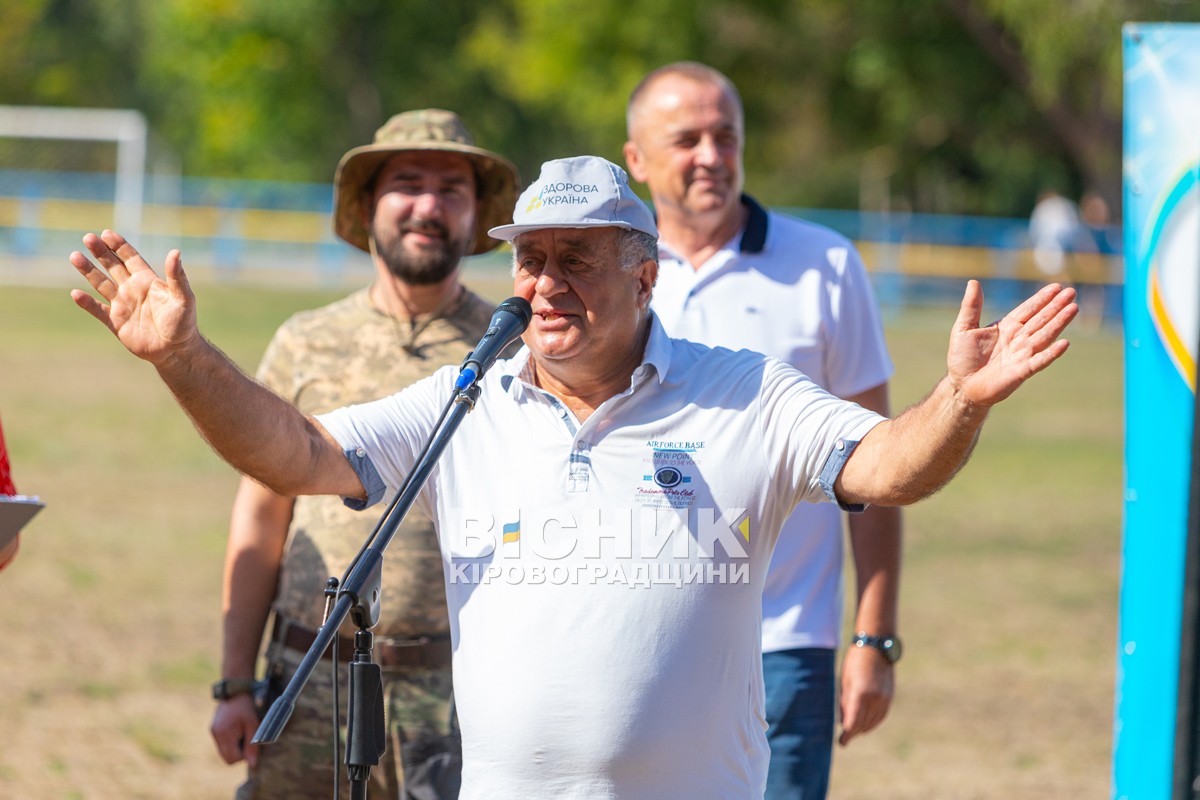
[{"left": 0, "top": 106, "right": 146, "bottom": 283}]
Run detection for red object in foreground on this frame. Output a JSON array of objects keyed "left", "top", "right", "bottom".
[
  {"left": 0, "top": 416, "right": 15, "bottom": 496},
  {"left": 0, "top": 414, "right": 19, "bottom": 571}
]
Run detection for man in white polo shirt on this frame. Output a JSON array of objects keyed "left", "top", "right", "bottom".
[
  {"left": 68, "top": 155, "right": 1078, "bottom": 799},
  {"left": 624, "top": 62, "right": 901, "bottom": 798}
]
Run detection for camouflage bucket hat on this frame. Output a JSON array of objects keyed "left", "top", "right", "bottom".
[{"left": 333, "top": 109, "right": 520, "bottom": 256}]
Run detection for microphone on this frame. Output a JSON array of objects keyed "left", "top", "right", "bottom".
[{"left": 454, "top": 297, "right": 533, "bottom": 391}]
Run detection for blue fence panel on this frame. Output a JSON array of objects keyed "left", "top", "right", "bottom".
[{"left": 0, "top": 169, "right": 1123, "bottom": 320}]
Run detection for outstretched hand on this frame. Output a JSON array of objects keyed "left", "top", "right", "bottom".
[
  {"left": 946, "top": 280, "right": 1078, "bottom": 408},
  {"left": 69, "top": 230, "right": 198, "bottom": 365}
]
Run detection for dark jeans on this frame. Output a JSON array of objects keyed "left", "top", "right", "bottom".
[{"left": 763, "top": 647, "right": 836, "bottom": 800}]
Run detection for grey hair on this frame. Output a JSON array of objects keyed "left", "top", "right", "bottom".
[
  {"left": 508, "top": 228, "right": 658, "bottom": 277},
  {"left": 616, "top": 229, "right": 658, "bottom": 273}
]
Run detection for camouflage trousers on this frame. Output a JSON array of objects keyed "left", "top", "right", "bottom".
[{"left": 236, "top": 640, "right": 454, "bottom": 800}]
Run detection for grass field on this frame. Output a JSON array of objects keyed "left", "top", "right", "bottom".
[{"left": 0, "top": 278, "right": 1122, "bottom": 799}]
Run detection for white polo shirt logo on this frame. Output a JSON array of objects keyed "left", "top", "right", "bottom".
[
  {"left": 652, "top": 466, "right": 683, "bottom": 487},
  {"left": 638, "top": 440, "right": 702, "bottom": 509}
]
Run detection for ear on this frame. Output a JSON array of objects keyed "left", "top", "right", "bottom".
[
  {"left": 635, "top": 257, "right": 658, "bottom": 308},
  {"left": 623, "top": 140, "right": 647, "bottom": 183}
]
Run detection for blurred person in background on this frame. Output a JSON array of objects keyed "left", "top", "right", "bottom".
[
  {"left": 624, "top": 62, "right": 902, "bottom": 799},
  {"left": 1077, "top": 190, "right": 1117, "bottom": 255},
  {"left": 1071, "top": 189, "right": 1119, "bottom": 325},
  {"left": 206, "top": 109, "right": 518, "bottom": 800},
  {"left": 1028, "top": 187, "right": 1081, "bottom": 281}
]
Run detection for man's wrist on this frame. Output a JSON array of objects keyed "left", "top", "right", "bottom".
[
  {"left": 943, "top": 374, "right": 992, "bottom": 421},
  {"left": 211, "top": 677, "right": 257, "bottom": 701},
  {"left": 851, "top": 631, "right": 903, "bottom": 665},
  {"left": 150, "top": 330, "right": 206, "bottom": 373}
]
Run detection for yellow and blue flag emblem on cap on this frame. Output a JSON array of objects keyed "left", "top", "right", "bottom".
[{"left": 502, "top": 520, "right": 521, "bottom": 544}]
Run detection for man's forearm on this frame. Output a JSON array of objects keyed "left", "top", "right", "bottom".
[
  {"left": 221, "top": 545, "right": 284, "bottom": 679},
  {"left": 154, "top": 336, "right": 354, "bottom": 498},
  {"left": 848, "top": 505, "right": 902, "bottom": 635},
  {"left": 840, "top": 375, "right": 989, "bottom": 507},
  {"left": 842, "top": 382, "right": 902, "bottom": 633},
  {"left": 220, "top": 482, "right": 293, "bottom": 679}
]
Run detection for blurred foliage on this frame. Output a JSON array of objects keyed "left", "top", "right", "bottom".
[{"left": 1, "top": 0, "right": 1197, "bottom": 216}]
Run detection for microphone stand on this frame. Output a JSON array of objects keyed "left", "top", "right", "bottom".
[{"left": 252, "top": 381, "right": 483, "bottom": 799}]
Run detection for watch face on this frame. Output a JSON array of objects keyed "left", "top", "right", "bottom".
[{"left": 882, "top": 637, "right": 902, "bottom": 664}]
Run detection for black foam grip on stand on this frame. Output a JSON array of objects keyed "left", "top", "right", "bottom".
[{"left": 346, "top": 658, "right": 386, "bottom": 769}]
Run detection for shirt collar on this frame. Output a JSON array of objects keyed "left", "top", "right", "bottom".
[
  {"left": 656, "top": 193, "right": 770, "bottom": 265},
  {"left": 496, "top": 311, "right": 673, "bottom": 398},
  {"left": 639, "top": 312, "right": 673, "bottom": 384},
  {"left": 738, "top": 194, "right": 769, "bottom": 254},
  {"left": 498, "top": 346, "right": 534, "bottom": 396}
]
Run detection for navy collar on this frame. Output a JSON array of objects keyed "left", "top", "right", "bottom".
[
  {"left": 738, "top": 194, "right": 768, "bottom": 254},
  {"left": 651, "top": 193, "right": 769, "bottom": 255}
]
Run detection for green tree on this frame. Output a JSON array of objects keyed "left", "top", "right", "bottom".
[
  {"left": 460, "top": 0, "right": 1195, "bottom": 216},
  {"left": 137, "top": 0, "right": 539, "bottom": 182},
  {"left": 0, "top": 0, "right": 148, "bottom": 170},
  {"left": 3, "top": 0, "right": 1198, "bottom": 216}
]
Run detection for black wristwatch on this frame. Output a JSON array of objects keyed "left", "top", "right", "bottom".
[
  {"left": 852, "top": 632, "right": 903, "bottom": 665},
  {"left": 211, "top": 677, "right": 257, "bottom": 701}
]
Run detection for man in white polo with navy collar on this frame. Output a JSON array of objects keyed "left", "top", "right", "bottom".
[{"left": 69, "top": 155, "right": 1078, "bottom": 799}]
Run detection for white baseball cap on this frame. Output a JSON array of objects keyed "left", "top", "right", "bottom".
[{"left": 488, "top": 155, "right": 658, "bottom": 241}]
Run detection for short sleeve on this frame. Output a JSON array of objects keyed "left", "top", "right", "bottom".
[
  {"left": 823, "top": 243, "right": 894, "bottom": 399},
  {"left": 315, "top": 366, "right": 458, "bottom": 508},
  {"left": 756, "top": 358, "right": 884, "bottom": 511}
]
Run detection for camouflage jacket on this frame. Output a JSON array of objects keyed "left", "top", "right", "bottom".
[{"left": 258, "top": 286, "right": 496, "bottom": 637}]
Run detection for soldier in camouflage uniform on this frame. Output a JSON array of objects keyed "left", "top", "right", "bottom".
[{"left": 208, "top": 109, "right": 519, "bottom": 799}]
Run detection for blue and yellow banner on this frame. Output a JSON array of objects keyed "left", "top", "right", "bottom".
[{"left": 1117, "top": 22, "right": 1200, "bottom": 799}]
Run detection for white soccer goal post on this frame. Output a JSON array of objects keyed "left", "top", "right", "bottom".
[{"left": 0, "top": 105, "right": 146, "bottom": 242}]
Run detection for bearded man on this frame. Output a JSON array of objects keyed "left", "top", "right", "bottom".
[{"left": 206, "top": 109, "right": 517, "bottom": 800}]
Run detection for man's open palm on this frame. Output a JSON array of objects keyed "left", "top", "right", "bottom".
[
  {"left": 947, "top": 280, "right": 1077, "bottom": 408},
  {"left": 69, "top": 230, "right": 198, "bottom": 364}
]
